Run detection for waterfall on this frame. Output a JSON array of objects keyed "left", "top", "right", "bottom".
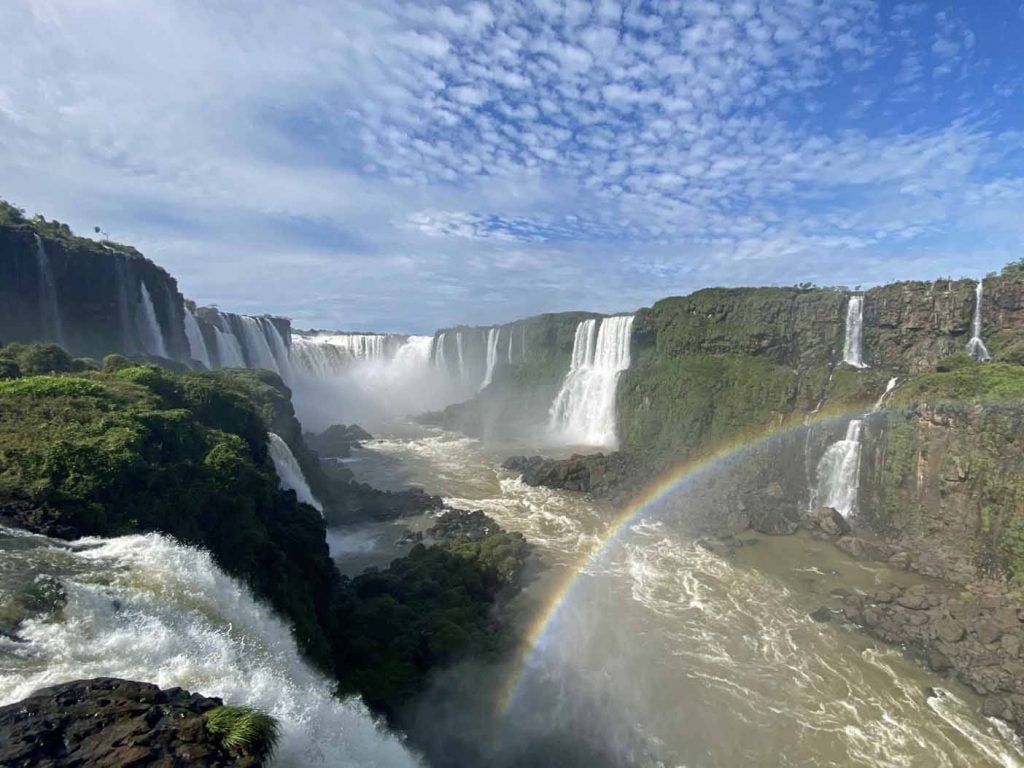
[
  {"left": 264, "top": 321, "right": 293, "bottom": 378},
  {"left": 184, "top": 310, "right": 212, "bottom": 368},
  {"left": 813, "top": 419, "right": 864, "bottom": 518},
  {"left": 507, "top": 327, "right": 514, "bottom": 364},
  {"left": 966, "top": 281, "right": 991, "bottom": 362},
  {"left": 138, "top": 282, "right": 168, "bottom": 358},
  {"left": 549, "top": 315, "right": 635, "bottom": 448},
  {"left": 239, "top": 316, "right": 282, "bottom": 373},
  {"left": 842, "top": 296, "right": 867, "bottom": 368},
  {"left": 874, "top": 377, "right": 899, "bottom": 411},
  {"left": 268, "top": 433, "right": 322, "bottom": 513},
  {"left": 0, "top": 532, "right": 420, "bottom": 767},
  {"left": 32, "top": 234, "right": 64, "bottom": 345},
  {"left": 213, "top": 325, "right": 247, "bottom": 368},
  {"left": 287, "top": 334, "right": 448, "bottom": 432},
  {"left": 290, "top": 334, "right": 402, "bottom": 378},
  {"left": 480, "top": 327, "right": 500, "bottom": 391},
  {"left": 456, "top": 332, "right": 466, "bottom": 381},
  {"left": 433, "top": 332, "right": 447, "bottom": 370}
]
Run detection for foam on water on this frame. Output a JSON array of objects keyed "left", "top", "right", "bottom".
[{"left": 0, "top": 532, "right": 421, "bottom": 767}]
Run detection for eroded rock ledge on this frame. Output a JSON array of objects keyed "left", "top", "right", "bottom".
[
  {"left": 835, "top": 582, "right": 1024, "bottom": 734},
  {"left": 0, "top": 678, "right": 264, "bottom": 767}
]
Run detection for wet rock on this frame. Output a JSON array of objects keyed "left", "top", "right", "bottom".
[
  {"left": 429, "top": 509, "right": 504, "bottom": 543},
  {"left": 502, "top": 454, "right": 597, "bottom": 493},
  {"left": 802, "top": 506, "right": 852, "bottom": 537},
  {"left": 809, "top": 606, "right": 833, "bottom": 623},
  {"left": 926, "top": 648, "right": 954, "bottom": 672},
  {"left": 0, "top": 678, "right": 261, "bottom": 767},
  {"left": 304, "top": 424, "right": 372, "bottom": 458}
]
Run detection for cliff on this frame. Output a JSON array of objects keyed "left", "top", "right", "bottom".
[
  {"left": 0, "top": 206, "right": 190, "bottom": 362},
  {"left": 0, "top": 201, "right": 294, "bottom": 373},
  {"left": 423, "top": 311, "right": 601, "bottom": 438},
  {"left": 0, "top": 345, "right": 530, "bottom": 725}
]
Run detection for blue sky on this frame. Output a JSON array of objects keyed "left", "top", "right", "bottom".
[{"left": 1, "top": 1, "right": 1022, "bottom": 332}]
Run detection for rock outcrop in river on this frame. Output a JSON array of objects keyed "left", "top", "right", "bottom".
[{"left": 0, "top": 678, "right": 270, "bottom": 767}]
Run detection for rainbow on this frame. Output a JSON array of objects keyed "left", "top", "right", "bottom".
[{"left": 495, "top": 406, "right": 872, "bottom": 715}]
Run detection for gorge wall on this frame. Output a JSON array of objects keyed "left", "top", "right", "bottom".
[{"left": 0, "top": 205, "right": 294, "bottom": 375}]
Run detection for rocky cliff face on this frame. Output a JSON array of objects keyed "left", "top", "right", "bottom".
[
  {"left": 861, "top": 279, "right": 976, "bottom": 373},
  {"left": 630, "top": 287, "right": 847, "bottom": 369},
  {"left": 859, "top": 400, "right": 1024, "bottom": 584},
  {"left": 0, "top": 222, "right": 190, "bottom": 362},
  {"left": 424, "top": 311, "right": 600, "bottom": 438},
  {"left": 0, "top": 678, "right": 265, "bottom": 767},
  {"left": 0, "top": 212, "right": 293, "bottom": 371}
]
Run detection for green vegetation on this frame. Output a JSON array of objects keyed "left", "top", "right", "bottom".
[
  {"left": 0, "top": 342, "right": 90, "bottom": 377},
  {"left": 335, "top": 528, "right": 528, "bottom": 716},
  {"left": 0, "top": 343, "right": 529, "bottom": 719},
  {"left": 1002, "top": 258, "right": 1024, "bottom": 279},
  {"left": 0, "top": 198, "right": 138, "bottom": 256},
  {"left": 890, "top": 363, "right": 1024, "bottom": 406},
  {"left": 205, "top": 705, "right": 279, "bottom": 760},
  {"left": 0, "top": 350, "right": 337, "bottom": 667}
]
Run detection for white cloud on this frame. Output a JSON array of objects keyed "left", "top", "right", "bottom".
[{"left": 0, "top": 0, "right": 1019, "bottom": 331}]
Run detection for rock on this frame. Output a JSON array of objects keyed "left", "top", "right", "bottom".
[
  {"left": 803, "top": 506, "right": 852, "bottom": 537},
  {"left": 935, "top": 619, "right": 965, "bottom": 644},
  {"left": 502, "top": 454, "right": 597, "bottom": 493},
  {"left": 429, "top": 509, "right": 503, "bottom": 543},
  {"left": 304, "top": 424, "right": 373, "bottom": 458},
  {"left": 1001, "top": 633, "right": 1021, "bottom": 657},
  {"left": 896, "top": 592, "right": 928, "bottom": 610},
  {"left": 0, "top": 678, "right": 262, "bottom": 767},
  {"left": 982, "top": 695, "right": 1010, "bottom": 719},
  {"left": 977, "top": 620, "right": 1004, "bottom": 645},
  {"left": 809, "top": 606, "right": 833, "bottom": 623}
]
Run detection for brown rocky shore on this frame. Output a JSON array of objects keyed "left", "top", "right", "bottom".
[{"left": 795, "top": 508, "right": 1024, "bottom": 737}]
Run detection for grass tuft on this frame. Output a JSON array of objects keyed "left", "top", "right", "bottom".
[{"left": 205, "top": 705, "right": 280, "bottom": 760}]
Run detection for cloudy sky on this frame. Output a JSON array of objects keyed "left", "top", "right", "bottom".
[{"left": 1, "top": 1, "right": 1023, "bottom": 332}]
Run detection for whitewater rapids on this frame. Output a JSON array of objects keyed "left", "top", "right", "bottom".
[
  {"left": 346, "top": 426, "right": 1024, "bottom": 768},
  {"left": 0, "top": 529, "right": 420, "bottom": 767}
]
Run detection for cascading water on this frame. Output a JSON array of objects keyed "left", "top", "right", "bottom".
[
  {"left": 549, "top": 315, "right": 635, "bottom": 448},
  {"left": 32, "top": 234, "right": 64, "bottom": 346},
  {"left": 264, "top": 321, "right": 293, "bottom": 377},
  {"left": 288, "top": 334, "right": 455, "bottom": 432},
  {"left": 138, "top": 282, "right": 168, "bottom": 358},
  {"left": 184, "top": 310, "right": 212, "bottom": 368},
  {"left": 0, "top": 529, "right": 420, "bottom": 767},
  {"left": 290, "top": 334, "right": 397, "bottom": 378},
  {"left": 433, "top": 332, "right": 447, "bottom": 370},
  {"left": 842, "top": 296, "right": 867, "bottom": 368},
  {"left": 268, "top": 433, "right": 323, "bottom": 512},
  {"left": 239, "top": 316, "right": 282, "bottom": 373},
  {"left": 480, "top": 327, "right": 501, "bottom": 391},
  {"left": 213, "top": 325, "right": 247, "bottom": 368},
  {"left": 456, "top": 332, "right": 466, "bottom": 381},
  {"left": 967, "top": 281, "right": 991, "bottom": 362},
  {"left": 507, "top": 328, "right": 514, "bottom": 364},
  {"left": 874, "top": 377, "right": 899, "bottom": 411},
  {"left": 813, "top": 419, "right": 864, "bottom": 518}
]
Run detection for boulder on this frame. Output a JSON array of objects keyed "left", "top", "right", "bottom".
[
  {"left": 0, "top": 678, "right": 263, "bottom": 767},
  {"left": 304, "top": 424, "right": 373, "bottom": 458}
]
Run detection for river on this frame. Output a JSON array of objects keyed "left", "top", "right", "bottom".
[{"left": 335, "top": 424, "right": 1024, "bottom": 768}]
